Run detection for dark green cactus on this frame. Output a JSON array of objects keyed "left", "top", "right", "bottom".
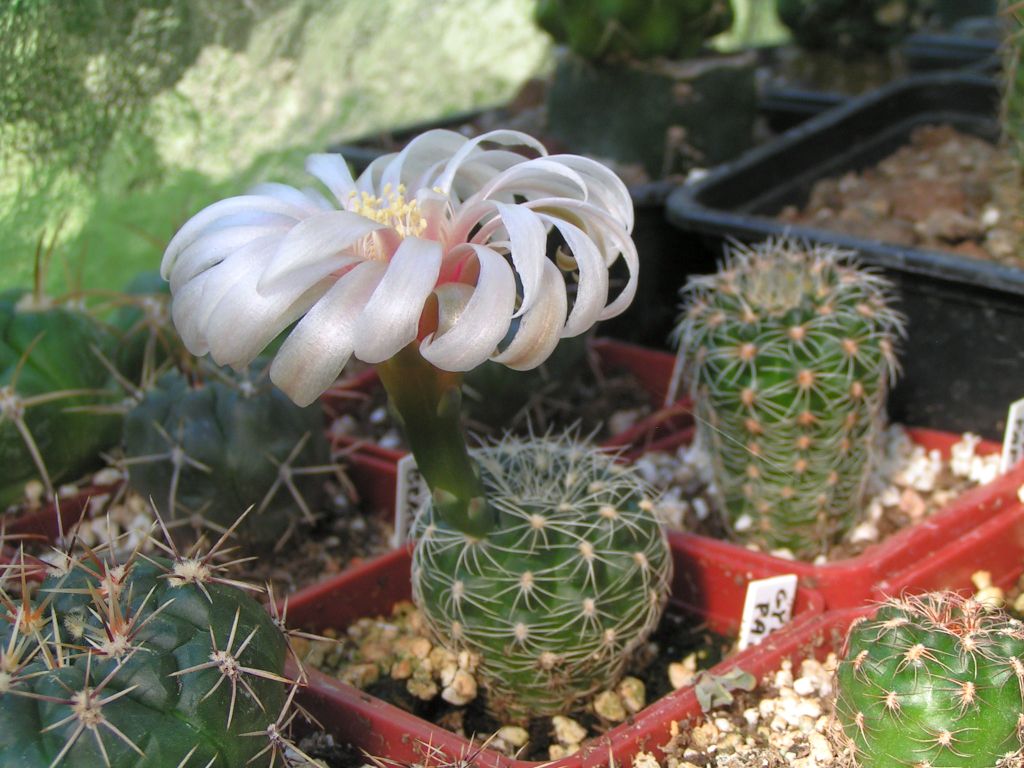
[
  {"left": 775, "top": 0, "right": 927, "bottom": 52},
  {"left": 674, "top": 240, "right": 904, "bottom": 557},
  {"left": 0, "top": 291, "right": 122, "bottom": 508},
  {"left": 835, "top": 593, "right": 1024, "bottom": 767},
  {"left": 122, "top": 364, "right": 333, "bottom": 546},
  {"left": 411, "top": 434, "right": 672, "bottom": 722},
  {"left": 0, "top": 539, "right": 300, "bottom": 767},
  {"left": 535, "top": 0, "right": 734, "bottom": 61}
]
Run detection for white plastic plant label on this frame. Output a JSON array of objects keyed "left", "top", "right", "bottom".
[
  {"left": 1000, "top": 397, "right": 1024, "bottom": 474},
  {"left": 738, "top": 574, "right": 798, "bottom": 651},
  {"left": 393, "top": 453, "right": 427, "bottom": 548}
]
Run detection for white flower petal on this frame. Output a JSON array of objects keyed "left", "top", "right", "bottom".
[
  {"left": 480, "top": 202, "right": 546, "bottom": 317},
  {"left": 306, "top": 153, "right": 359, "bottom": 206},
  {"left": 162, "top": 194, "right": 314, "bottom": 278},
  {"left": 419, "top": 245, "right": 515, "bottom": 371},
  {"left": 376, "top": 130, "right": 470, "bottom": 192},
  {"left": 171, "top": 235, "right": 280, "bottom": 358},
  {"left": 247, "top": 182, "right": 332, "bottom": 212},
  {"left": 204, "top": 270, "right": 328, "bottom": 370},
  {"left": 270, "top": 261, "right": 386, "bottom": 407},
  {"left": 540, "top": 215, "right": 608, "bottom": 337},
  {"left": 433, "top": 129, "right": 547, "bottom": 194},
  {"left": 257, "top": 211, "right": 384, "bottom": 292},
  {"left": 547, "top": 154, "right": 634, "bottom": 232},
  {"left": 352, "top": 237, "right": 442, "bottom": 363},
  {"left": 475, "top": 157, "right": 589, "bottom": 203},
  {"left": 169, "top": 224, "right": 288, "bottom": 293},
  {"left": 535, "top": 198, "right": 639, "bottom": 320},
  {"left": 491, "top": 259, "right": 567, "bottom": 370}
]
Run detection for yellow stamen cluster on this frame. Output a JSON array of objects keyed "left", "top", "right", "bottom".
[{"left": 348, "top": 183, "right": 427, "bottom": 238}]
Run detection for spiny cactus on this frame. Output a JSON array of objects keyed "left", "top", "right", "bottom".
[
  {"left": 835, "top": 593, "right": 1024, "bottom": 767},
  {"left": 121, "top": 364, "right": 335, "bottom": 546},
  {"left": 775, "top": 0, "right": 927, "bottom": 52},
  {"left": 535, "top": 0, "right": 734, "bottom": 61},
  {"left": 674, "top": 239, "right": 904, "bottom": 557},
  {"left": 0, "top": 517, "right": 319, "bottom": 767},
  {"left": 411, "top": 434, "right": 672, "bottom": 723},
  {"left": 1, "top": 289, "right": 122, "bottom": 508}
]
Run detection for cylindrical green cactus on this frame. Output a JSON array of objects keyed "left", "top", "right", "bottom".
[
  {"left": 1, "top": 291, "right": 122, "bottom": 507},
  {"left": 775, "top": 0, "right": 926, "bottom": 52},
  {"left": 674, "top": 240, "right": 904, "bottom": 557},
  {"left": 122, "top": 365, "right": 332, "bottom": 545},
  {"left": 835, "top": 593, "right": 1024, "bottom": 767},
  {"left": 1003, "top": 1, "right": 1024, "bottom": 175},
  {"left": 0, "top": 549, "right": 292, "bottom": 767},
  {"left": 411, "top": 435, "right": 672, "bottom": 723},
  {"left": 535, "top": 0, "right": 734, "bottom": 61}
]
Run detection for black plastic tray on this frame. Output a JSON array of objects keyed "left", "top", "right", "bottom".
[{"left": 667, "top": 72, "right": 1022, "bottom": 439}]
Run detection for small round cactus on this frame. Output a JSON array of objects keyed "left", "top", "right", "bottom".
[
  {"left": 1, "top": 291, "right": 122, "bottom": 507},
  {"left": 411, "top": 434, "right": 672, "bottom": 722},
  {"left": 0, "top": 533, "right": 306, "bottom": 767},
  {"left": 775, "top": 0, "right": 927, "bottom": 53},
  {"left": 122, "top": 364, "right": 334, "bottom": 546},
  {"left": 674, "top": 239, "right": 904, "bottom": 557},
  {"left": 535, "top": 0, "right": 734, "bottom": 61},
  {"left": 835, "top": 593, "right": 1024, "bottom": 768}
]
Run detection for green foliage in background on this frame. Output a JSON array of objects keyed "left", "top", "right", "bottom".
[{"left": 0, "top": 0, "right": 550, "bottom": 294}]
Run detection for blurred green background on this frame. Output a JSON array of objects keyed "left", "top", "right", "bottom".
[{"left": 0, "top": 0, "right": 785, "bottom": 294}]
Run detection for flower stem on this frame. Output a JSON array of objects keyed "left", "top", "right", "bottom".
[{"left": 375, "top": 344, "right": 493, "bottom": 538}]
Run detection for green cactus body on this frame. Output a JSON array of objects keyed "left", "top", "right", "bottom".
[
  {"left": 122, "top": 366, "right": 331, "bottom": 545},
  {"left": 835, "top": 593, "right": 1024, "bottom": 767},
  {"left": 775, "top": 0, "right": 925, "bottom": 52},
  {"left": 675, "top": 241, "right": 903, "bottom": 557},
  {"left": 0, "top": 555, "right": 288, "bottom": 767},
  {"left": 0, "top": 293, "right": 121, "bottom": 507},
  {"left": 535, "top": 0, "right": 734, "bottom": 61},
  {"left": 411, "top": 436, "right": 672, "bottom": 722}
]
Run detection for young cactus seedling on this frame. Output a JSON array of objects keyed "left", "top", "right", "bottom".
[
  {"left": 674, "top": 239, "right": 905, "bottom": 557},
  {"left": 158, "top": 129, "right": 666, "bottom": 723},
  {"left": 835, "top": 592, "right": 1024, "bottom": 767}
]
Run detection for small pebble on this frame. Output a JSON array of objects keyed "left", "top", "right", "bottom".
[{"left": 552, "top": 715, "right": 587, "bottom": 746}]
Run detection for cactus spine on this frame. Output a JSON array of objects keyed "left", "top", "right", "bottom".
[
  {"left": 411, "top": 434, "right": 671, "bottom": 722},
  {"left": 0, "top": 527, "right": 312, "bottom": 767},
  {"left": 674, "top": 240, "right": 904, "bottom": 557},
  {"left": 122, "top": 365, "right": 334, "bottom": 546},
  {"left": 835, "top": 593, "right": 1024, "bottom": 767}
]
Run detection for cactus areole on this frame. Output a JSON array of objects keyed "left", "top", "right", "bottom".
[
  {"left": 675, "top": 240, "right": 904, "bottom": 557},
  {"left": 835, "top": 594, "right": 1024, "bottom": 768}
]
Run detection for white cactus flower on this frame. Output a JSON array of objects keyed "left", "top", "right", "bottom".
[{"left": 161, "top": 129, "right": 638, "bottom": 406}]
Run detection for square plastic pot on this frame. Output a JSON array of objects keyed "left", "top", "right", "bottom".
[
  {"left": 655, "top": 426, "right": 1024, "bottom": 610},
  {"left": 667, "top": 71, "right": 1021, "bottom": 439},
  {"left": 323, "top": 338, "right": 696, "bottom": 517},
  {"left": 284, "top": 532, "right": 826, "bottom": 768}
]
